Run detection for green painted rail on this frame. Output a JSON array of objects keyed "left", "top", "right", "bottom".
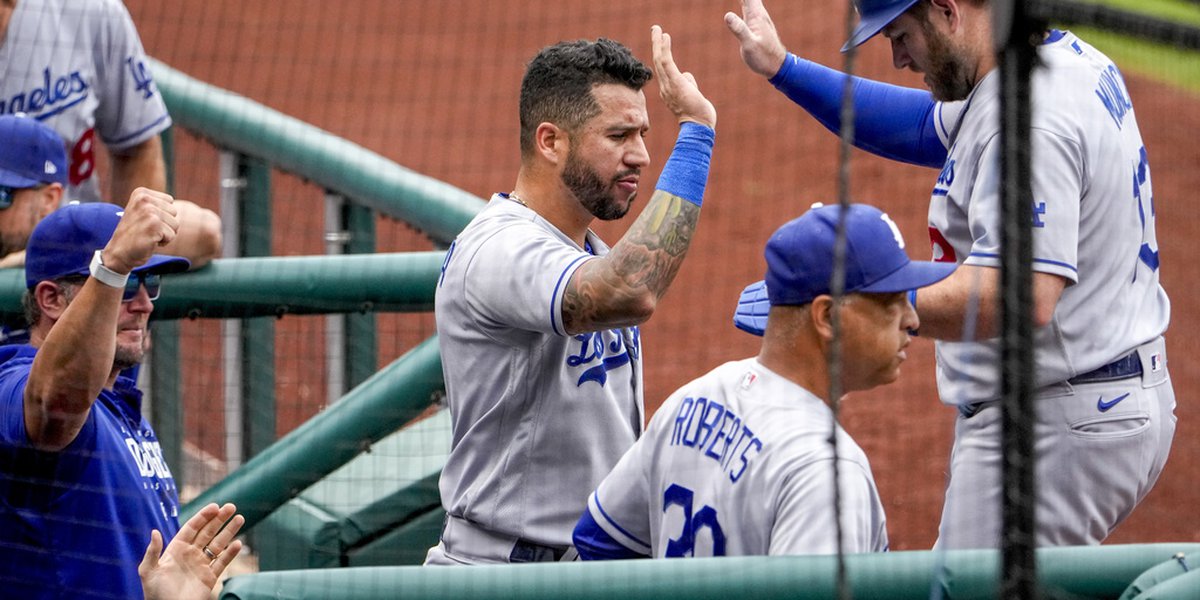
[
  {"left": 150, "top": 58, "right": 484, "bottom": 245},
  {"left": 218, "top": 543, "right": 1200, "bottom": 600},
  {"left": 0, "top": 252, "right": 444, "bottom": 321},
  {"left": 182, "top": 336, "right": 444, "bottom": 526}
]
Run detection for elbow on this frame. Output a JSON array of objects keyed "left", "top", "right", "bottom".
[
  {"left": 623, "top": 292, "right": 657, "bottom": 326},
  {"left": 190, "top": 208, "right": 224, "bottom": 269}
]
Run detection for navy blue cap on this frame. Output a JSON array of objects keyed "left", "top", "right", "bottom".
[
  {"left": 25, "top": 202, "right": 190, "bottom": 289},
  {"left": 734, "top": 203, "right": 955, "bottom": 336},
  {"left": 842, "top": 0, "right": 921, "bottom": 52},
  {"left": 0, "top": 115, "right": 68, "bottom": 188}
]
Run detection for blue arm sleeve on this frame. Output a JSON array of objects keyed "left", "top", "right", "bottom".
[
  {"left": 572, "top": 510, "right": 648, "bottom": 560},
  {"left": 769, "top": 53, "right": 947, "bottom": 168}
]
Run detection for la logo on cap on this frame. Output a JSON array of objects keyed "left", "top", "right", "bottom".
[{"left": 880, "top": 212, "right": 905, "bottom": 248}]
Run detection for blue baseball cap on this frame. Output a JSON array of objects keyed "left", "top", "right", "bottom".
[
  {"left": 734, "top": 203, "right": 955, "bottom": 336},
  {"left": 842, "top": 0, "right": 921, "bottom": 52},
  {"left": 25, "top": 202, "right": 190, "bottom": 289},
  {"left": 0, "top": 115, "right": 68, "bottom": 188}
]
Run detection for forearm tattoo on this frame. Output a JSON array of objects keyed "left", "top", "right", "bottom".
[{"left": 563, "top": 190, "right": 701, "bottom": 332}]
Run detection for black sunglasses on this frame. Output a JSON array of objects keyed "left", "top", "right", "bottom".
[
  {"left": 56, "top": 271, "right": 163, "bottom": 302},
  {"left": 122, "top": 272, "right": 163, "bottom": 302}
]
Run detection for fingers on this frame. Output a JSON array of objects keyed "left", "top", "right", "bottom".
[
  {"left": 210, "top": 539, "right": 244, "bottom": 577},
  {"left": 177, "top": 503, "right": 220, "bottom": 545},
  {"left": 205, "top": 510, "right": 245, "bottom": 557},
  {"left": 195, "top": 503, "right": 237, "bottom": 552}
]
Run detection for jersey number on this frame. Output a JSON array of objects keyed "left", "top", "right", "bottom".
[
  {"left": 663, "top": 484, "right": 726, "bottom": 557},
  {"left": 1132, "top": 145, "right": 1159, "bottom": 278},
  {"left": 69, "top": 128, "right": 96, "bottom": 186}
]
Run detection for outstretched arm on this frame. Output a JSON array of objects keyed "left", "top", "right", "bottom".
[
  {"left": 562, "top": 25, "right": 717, "bottom": 334},
  {"left": 725, "top": 0, "right": 946, "bottom": 168},
  {"left": 24, "top": 189, "right": 179, "bottom": 451}
]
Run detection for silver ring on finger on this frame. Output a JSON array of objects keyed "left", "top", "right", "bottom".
[{"left": 203, "top": 546, "right": 217, "bottom": 560}]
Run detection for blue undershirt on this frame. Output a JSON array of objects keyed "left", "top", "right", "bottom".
[{"left": 769, "top": 53, "right": 947, "bottom": 168}]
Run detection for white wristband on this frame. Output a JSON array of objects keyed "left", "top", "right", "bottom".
[{"left": 89, "top": 250, "right": 129, "bottom": 289}]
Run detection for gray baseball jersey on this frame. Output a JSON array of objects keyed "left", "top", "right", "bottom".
[
  {"left": 0, "top": 0, "right": 171, "bottom": 202},
  {"left": 927, "top": 30, "right": 1169, "bottom": 406},
  {"left": 925, "top": 30, "right": 1176, "bottom": 549},
  {"left": 586, "top": 358, "right": 887, "bottom": 557},
  {"left": 435, "top": 194, "right": 643, "bottom": 550}
]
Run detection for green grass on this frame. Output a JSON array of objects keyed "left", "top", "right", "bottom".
[
  {"left": 1065, "top": 0, "right": 1200, "bottom": 95},
  {"left": 1076, "top": 0, "right": 1200, "bottom": 26}
]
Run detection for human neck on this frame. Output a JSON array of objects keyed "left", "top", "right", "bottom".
[{"left": 512, "top": 170, "right": 592, "bottom": 248}]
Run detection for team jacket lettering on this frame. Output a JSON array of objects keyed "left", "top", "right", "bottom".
[{"left": 669, "top": 396, "right": 763, "bottom": 483}]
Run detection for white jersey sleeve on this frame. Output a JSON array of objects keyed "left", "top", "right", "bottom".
[
  {"left": 770, "top": 459, "right": 888, "bottom": 555},
  {"left": 586, "top": 442, "right": 654, "bottom": 555},
  {"left": 91, "top": 0, "right": 171, "bottom": 150},
  {"left": 959, "top": 129, "right": 1083, "bottom": 283},
  {"left": 460, "top": 214, "right": 593, "bottom": 337}
]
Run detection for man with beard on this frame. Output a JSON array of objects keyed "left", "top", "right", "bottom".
[
  {"left": 0, "top": 196, "right": 190, "bottom": 598},
  {"left": 725, "top": 0, "right": 1174, "bottom": 549},
  {"left": 0, "top": 115, "right": 65, "bottom": 269},
  {"left": 427, "top": 26, "right": 716, "bottom": 565}
]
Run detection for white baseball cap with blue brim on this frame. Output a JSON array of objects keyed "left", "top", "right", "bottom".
[
  {"left": 842, "top": 0, "right": 922, "bottom": 52},
  {"left": 733, "top": 203, "right": 956, "bottom": 336}
]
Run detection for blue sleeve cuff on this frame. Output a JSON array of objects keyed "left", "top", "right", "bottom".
[
  {"left": 769, "top": 53, "right": 947, "bottom": 168},
  {"left": 573, "top": 509, "right": 648, "bottom": 560},
  {"left": 656, "top": 121, "right": 715, "bottom": 207}
]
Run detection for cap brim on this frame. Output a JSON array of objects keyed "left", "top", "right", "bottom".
[
  {"left": 0, "top": 169, "right": 43, "bottom": 189},
  {"left": 858, "top": 260, "right": 957, "bottom": 294},
  {"left": 733, "top": 280, "right": 769, "bottom": 337},
  {"left": 134, "top": 254, "right": 191, "bottom": 276},
  {"left": 841, "top": 0, "right": 920, "bottom": 52}
]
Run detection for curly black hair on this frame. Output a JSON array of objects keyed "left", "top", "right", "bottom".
[{"left": 519, "top": 38, "right": 652, "bottom": 157}]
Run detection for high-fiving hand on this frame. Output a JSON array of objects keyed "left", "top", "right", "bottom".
[{"left": 724, "top": 0, "right": 789, "bottom": 79}]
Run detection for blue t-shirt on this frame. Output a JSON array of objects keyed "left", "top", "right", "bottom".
[{"left": 0, "top": 345, "right": 180, "bottom": 600}]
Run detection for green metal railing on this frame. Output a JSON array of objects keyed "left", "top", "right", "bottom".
[
  {"left": 218, "top": 543, "right": 1200, "bottom": 600},
  {"left": 150, "top": 59, "right": 482, "bottom": 245}
]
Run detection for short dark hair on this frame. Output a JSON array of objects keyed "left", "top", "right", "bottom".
[{"left": 518, "top": 38, "right": 652, "bottom": 157}]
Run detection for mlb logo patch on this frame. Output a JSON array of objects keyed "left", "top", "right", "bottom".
[
  {"left": 1150, "top": 352, "right": 1164, "bottom": 373},
  {"left": 740, "top": 372, "right": 758, "bottom": 391}
]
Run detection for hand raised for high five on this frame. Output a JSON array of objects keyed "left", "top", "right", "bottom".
[
  {"left": 139, "top": 503, "right": 245, "bottom": 600},
  {"left": 651, "top": 25, "right": 717, "bottom": 130},
  {"left": 724, "top": 0, "right": 789, "bottom": 79},
  {"left": 101, "top": 187, "right": 181, "bottom": 275}
]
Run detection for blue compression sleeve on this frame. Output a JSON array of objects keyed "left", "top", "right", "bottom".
[
  {"left": 573, "top": 510, "right": 648, "bottom": 560},
  {"left": 769, "top": 53, "right": 947, "bottom": 168},
  {"left": 656, "top": 121, "right": 715, "bottom": 207}
]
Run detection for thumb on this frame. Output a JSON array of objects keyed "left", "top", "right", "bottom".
[
  {"left": 724, "top": 12, "right": 750, "bottom": 40},
  {"left": 139, "top": 530, "right": 163, "bottom": 576}
]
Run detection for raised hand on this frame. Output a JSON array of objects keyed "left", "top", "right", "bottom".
[
  {"left": 651, "top": 25, "right": 717, "bottom": 130},
  {"left": 139, "top": 503, "right": 245, "bottom": 600},
  {"left": 102, "top": 187, "right": 180, "bottom": 274},
  {"left": 724, "top": 0, "right": 789, "bottom": 78}
]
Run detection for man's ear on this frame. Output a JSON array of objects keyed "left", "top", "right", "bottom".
[
  {"left": 534, "top": 122, "right": 569, "bottom": 166},
  {"left": 929, "top": 0, "right": 960, "bottom": 30},
  {"left": 34, "top": 280, "right": 70, "bottom": 321},
  {"left": 37, "top": 183, "right": 64, "bottom": 219},
  {"left": 810, "top": 295, "right": 835, "bottom": 341}
]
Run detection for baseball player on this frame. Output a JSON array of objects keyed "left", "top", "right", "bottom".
[
  {"left": 0, "top": 0, "right": 221, "bottom": 268},
  {"left": 726, "top": 0, "right": 1176, "bottom": 548},
  {"left": 574, "top": 203, "right": 955, "bottom": 558},
  {"left": 427, "top": 27, "right": 716, "bottom": 565}
]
